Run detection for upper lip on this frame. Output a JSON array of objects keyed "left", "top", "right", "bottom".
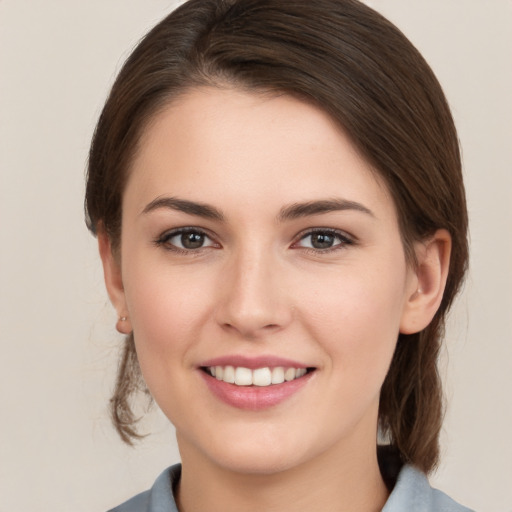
[{"left": 200, "top": 355, "right": 311, "bottom": 370}]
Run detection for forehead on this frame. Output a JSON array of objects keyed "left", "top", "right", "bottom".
[{"left": 125, "top": 87, "right": 395, "bottom": 221}]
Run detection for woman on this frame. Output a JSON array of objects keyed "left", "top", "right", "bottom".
[{"left": 85, "top": 0, "right": 473, "bottom": 510}]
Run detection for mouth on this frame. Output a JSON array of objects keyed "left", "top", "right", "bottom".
[
  {"left": 198, "top": 358, "right": 316, "bottom": 410},
  {"left": 201, "top": 365, "right": 315, "bottom": 387}
]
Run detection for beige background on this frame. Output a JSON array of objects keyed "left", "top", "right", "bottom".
[{"left": 0, "top": 1, "right": 511, "bottom": 510}]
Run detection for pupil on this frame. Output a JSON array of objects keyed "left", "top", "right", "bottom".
[
  {"left": 312, "top": 233, "right": 334, "bottom": 249},
  {"left": 182, "top": 232, "right": 204, "bottom": 249}
]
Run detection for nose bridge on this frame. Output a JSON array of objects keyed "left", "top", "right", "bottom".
[{"left": 218, "top": 243, "right": 290, "bottom": 337}]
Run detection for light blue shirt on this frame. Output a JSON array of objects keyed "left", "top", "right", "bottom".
[{"left": 108, "top": 463, "right": 475, "bottom": 512}]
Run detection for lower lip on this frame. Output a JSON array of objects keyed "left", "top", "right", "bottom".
[{"left": 200, "top": 371, "right": 314, "bottom": 410}]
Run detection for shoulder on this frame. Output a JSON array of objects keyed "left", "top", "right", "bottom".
[
  {"left": 106, "top": 462, "right": 474, "bottom": 512},
  {"left": 383, "top": 465, "right": 475, "bottom": 512},
  {"left": 107, "top": 464, "right": 181, "bottom": 512}
]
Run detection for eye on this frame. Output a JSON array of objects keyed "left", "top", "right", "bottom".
[
  {"left": 294, "top": 229, "right": 353, "bottom": 251},
  {"left": 155, "top": 228, "right": 218, "bottom": 252}
]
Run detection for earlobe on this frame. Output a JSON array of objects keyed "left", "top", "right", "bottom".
[
  {"left": 98, "top": 230, "right": 132, "bottom": 334},
  {"left": 400, "top": 229, "right": 452, "bottom": 335}
]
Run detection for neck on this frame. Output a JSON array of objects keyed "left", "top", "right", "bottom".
[{"left": 176, "top": 435, "right": 389, "bottom": 512}]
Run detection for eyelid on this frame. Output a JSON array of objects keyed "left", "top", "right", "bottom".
[
  {"left": 154, "top": 226, "right": 354, "bottom": 254},
  {"left": 154, "top": 226, "right": 220, "bottom": 253},
  {"left": 291, "top": 227, "right": 355, "bottom": 251}
]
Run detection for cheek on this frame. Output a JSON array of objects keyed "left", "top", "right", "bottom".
[
  {"left": 298, "top": 263, "right": 407, "bottom": 383},
  {"left": 122, "top": 257, "right": 215, "bottom": 371},
  {"left": 122, "top": 266, "right": 216, "bottom": 423}
]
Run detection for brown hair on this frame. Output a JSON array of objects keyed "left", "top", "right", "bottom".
[{"left": 85, "top": 0, "right": 468, "bottom": 473}]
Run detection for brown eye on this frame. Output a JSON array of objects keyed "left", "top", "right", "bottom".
[
  {"left": 310, "top": 232, "right": 336, "bottom": 249},
  {"left": 181, "top": 231, "right": 205, "bottom": 249},
  {"left": 295, "top": 229, "right": 353, "bottom": 251},
  {"left": 157, "top": 228, "right": 217, "bottom": 251}
]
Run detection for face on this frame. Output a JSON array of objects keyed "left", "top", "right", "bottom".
[{"left": 103, "top": 88, "right": 426, "bottom": 475}]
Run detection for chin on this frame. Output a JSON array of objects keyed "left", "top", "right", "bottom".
[
  {"left": 210, "top": 448, "right": 306, "bottom": 476},
  {"left": 213, "top": 427, "right": 325, "bottom": 476},
  {"left": 177, "top": 425, "right": 309, "bottom": 476}
]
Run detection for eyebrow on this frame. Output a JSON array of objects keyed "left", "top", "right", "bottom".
[
  {"left": 277, "top": 199, "right": 374, "bottom": 221},
  {"left": 141, "top": 196, "right": 373, "bottom": 222},
  {"left": 141, "top": 196, "right": 225, "bottom": 221}
]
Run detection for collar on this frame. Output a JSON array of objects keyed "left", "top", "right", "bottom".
[{"left": 109, "top": 461, "right": 474, "bottom": 512}]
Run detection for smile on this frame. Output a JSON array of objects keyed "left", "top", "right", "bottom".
[
  {"left": 199, "top": 362, "right": 315, "bottom": 410},
  {"left": 205, "top": 366, "right": 309, "bottom": 387}
]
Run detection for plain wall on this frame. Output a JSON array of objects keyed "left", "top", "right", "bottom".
[{"left": 1, "top": 1, "right": 510, "bottom": 510}]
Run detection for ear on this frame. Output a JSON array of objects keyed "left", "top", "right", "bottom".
[
  {"left": 98, "top": 229, "right": 132, "bottom": 335},
  {"left": 400, "top": 229, "right": 452, "bottom": 334}
]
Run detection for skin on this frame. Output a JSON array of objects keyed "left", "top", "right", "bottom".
[{"left": 100, "top": 87, "right": 451, "bottom": 512}]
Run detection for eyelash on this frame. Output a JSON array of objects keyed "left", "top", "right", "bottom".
[
  {"left": 292, "top": 228, "right": 355, "bottom": 254},
  {"left": 154, "top": 227, "right": 355, "bottom": 255},
  {"left": 154, "top": 227, "right": 218, "bottom": 255}
]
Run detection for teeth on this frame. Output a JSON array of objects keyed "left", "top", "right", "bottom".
[
  {"left": 223, "top": 365, "right": 235, "bottom": 384},
  {"left": 271, "top": 367, "right": 285, "bottom": 384},
  {"left": 235, "top": 367, "right": 252, "bottom": 386},
  {"left": 207, "top": 365, "right": 309, "bottom": 387},
  {"left": 253, "top": 367, "right": 272, "bottom": 386},
  {"left": 284, "top": 367, "right": 296, "bottom": 381}
]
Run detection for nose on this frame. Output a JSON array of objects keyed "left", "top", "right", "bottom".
[{"left": 215, "top": 249, "right": 293, "bottom": 339}]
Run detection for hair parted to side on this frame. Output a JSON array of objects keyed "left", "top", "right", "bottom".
[{"left": 85, "top": 0, "right": 468, "bottom": 473}]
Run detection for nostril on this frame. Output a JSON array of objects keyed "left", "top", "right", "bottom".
[{"left": 220, "top": 321, "right": 282, "bottom": 339}]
